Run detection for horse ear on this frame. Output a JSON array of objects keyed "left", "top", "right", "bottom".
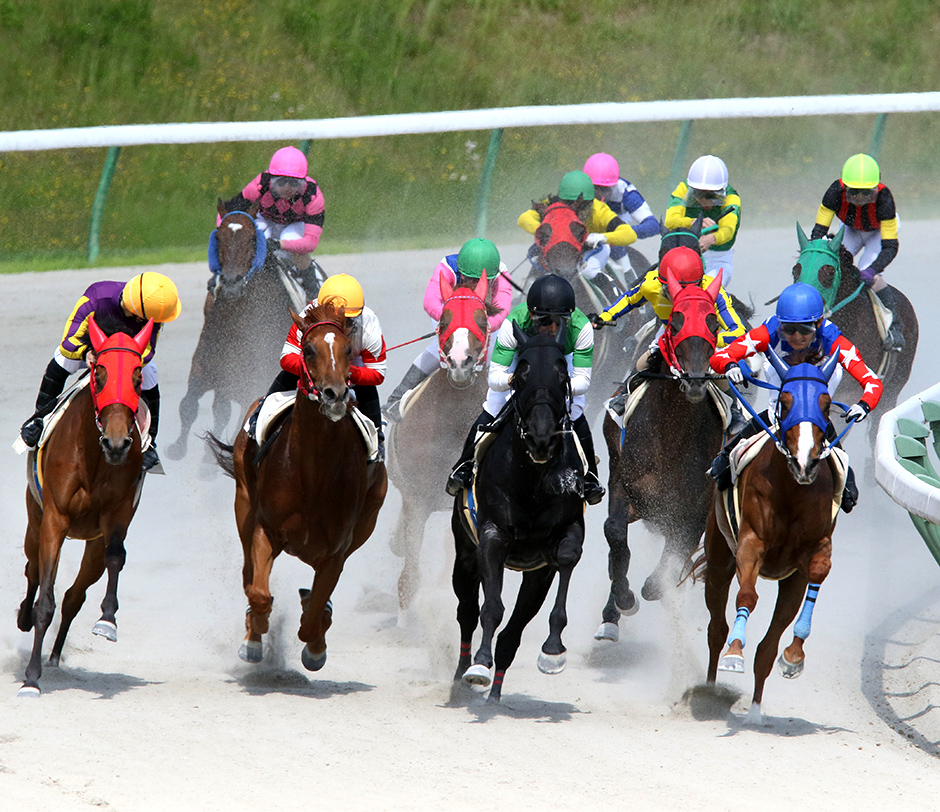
[
  {"left": 705, "top": 268, "right": 723, "bottom": 300},
  {"left": 820, "top": 346, "right": 841, "bottom": 381},
  {"left": 88, "top": 315, "right": 107, "bottom": 353},
  {"left": 217, "top": 197, "right": 226, "bottom": 217},
  {"left": 796, "top": 222, "right": 809, "bottom": 251},
  {"left": 474, "top": 271, "right": 488, "bottom": 300},
  {"left": 664, "top": 267, "right": 683, "bottom": 300},
  {"left": 658, "top": 218, "right": 668, "bottom": 237},
  {"left": 691, "top": 212, "right": 704, "bottom": 238},
  {"left": 766, "top": 344, "right": 789, "bottom": 380},
  {"left": 440, "top": 270, "right": 455, "bottom": 301},
  {"left": 290, "top": 308, "right": 304, "bottom": 330},
  {"left": 512, "top": 319, "right": 528, "bottom": 348},
  {"left": 831, "top": 224, "right": 845, "bottom": 254},
  {"left": 132, "top": 318, "right": 155, "bottom": 355}
]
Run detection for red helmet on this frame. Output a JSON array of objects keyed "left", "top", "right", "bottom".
[{"left": 658, "top": 246, "right": 704, "bottom": 286}]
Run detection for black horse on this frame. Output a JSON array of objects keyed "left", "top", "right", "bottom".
[
  {"left": 451, "top": 323, "right": 585, "bottom": 703},
  {"left": 166, "top": 199, "right": 321, "bottom": 462}
]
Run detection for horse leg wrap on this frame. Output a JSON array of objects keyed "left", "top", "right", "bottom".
[
  {"left": 793, "top": 583, "right": 820, "bottom": 640},
  {"left": 729, "top": 606, "right": 750, "bottom": 646}
]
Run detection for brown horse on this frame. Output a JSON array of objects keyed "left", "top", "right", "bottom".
[
  {"left": 386, "top": 272, "right": 494, "bottom": 613},
  {"left": 207, "top": 302, "right": 387, "bottom": 671},
  {"left": 17, "top": 316, "right": 153, "bottom": 697},
  {"left": 166, "top": 199, "right": 313, "bottom": 464},
  {"left": 702, "top": 348, "right": 844, "bottom": 725},
  {"left": 596, "top": 269, "right": 727, "bottom": 640}
]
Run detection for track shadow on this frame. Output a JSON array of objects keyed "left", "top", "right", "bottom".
[
  {"left": 11, "top": 666, "right": 158, "bottom": 700},
  {"left": 230, "top": 668, "right": 374, "bottom": 699},
  {"left": 440, "top": 679, "right": 584, "bottom": 723}
]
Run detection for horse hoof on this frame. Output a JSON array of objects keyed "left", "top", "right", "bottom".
[
  {"left": 640, "top": 578, "right": 664, "bottom": 602},
  {"left": 301, "top": 645, "right": 327, "bottom": 672},
  {"left": 594, "top": 622, "right": 620, "bottom": 642},
  {"left": 17, "top": 684, "right": 41, "bottom": 699},
  {"left": 462, "top": 663, "right": 492, "bottom": 688},
  {"left": 718, "top": 654, "right": 745, "bottom": 673},
  {"left": 92, "top": 620, "right": 118, "bottom": 642},
  {"left": 616, "top": 591, "right": 639, "bottom": 616},
  {"left": 164, "top": 442, "right": 185, "bottom": 461},
  {"left": 238, "top": 640, "right": 263, "bottom": 663},
  {"left": 537, "top": 651, "right": 566, "bottom": 675},
  {"left": 777, "top": 652, "right": 805, "bottom": 679}
]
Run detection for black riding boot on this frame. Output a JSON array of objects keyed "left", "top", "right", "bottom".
[
  {"left": 383, "top": 363, "right": 432, "bottom": 424},
  {"left": 825, "top": 422, "right": 858, "bottom": 513},
  {"left": 353, "top": 384, "right": 384, "bottom": 462},
  {"left": 708, "top": 412, "right": 765, "bottom": 491},
  {"left": 573, "top": 414, "right": 605, "bottom": 505},
  {"left": 445, "top": 411, "right": 491, "bottom": 496},
  {"left": 247, "top": 370, "right": 300, "bottom": 440},
  {"left": 20, "top": 359, "right": 70, "bottom": 448},
  {"left": 591, "top": 272, "right": 620, "bottom": 306},
  {"left": 875, "top": 285, "right": 905, "bottom": 350},
  {"left": 140, "top": 386, "right": 161, "bottom": 471}
]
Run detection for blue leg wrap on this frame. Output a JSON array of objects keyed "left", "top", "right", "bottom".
[
  {"left": 793, "top": 582, "right": 820, "bottom": 640},
  {"left": 728, "top": 606, "right": 750, "bottom": 646}
]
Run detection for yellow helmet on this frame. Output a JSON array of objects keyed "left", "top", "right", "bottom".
[
  {"left": 121, "top": 272, "right": 182, "bottom": 323},
  {"left": 318, "top": 273, "right": 364, "bottom": 317}
]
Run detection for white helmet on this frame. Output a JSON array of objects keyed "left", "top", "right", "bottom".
[{"left": 687, "top": 155, "right": 729, "bottom": 191}]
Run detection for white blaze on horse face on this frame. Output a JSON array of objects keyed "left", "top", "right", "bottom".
[
  {"left": 227, "top": 222, "right": 244, "bottom": 232},
  {"left": 795, "top": 422, "right": 816, "bottom": 479},
  {"left": 448, "top": 328, "right": 472, "bottom": 368},
  {"left": 324, "top": 331, "right": 337, "bottom": 371}
]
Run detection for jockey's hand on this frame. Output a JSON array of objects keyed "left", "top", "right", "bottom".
[
  {"left": 266, "top": 237, "right": 281, "bottom": 253},
  {"left": 585, "top": 233, "right": 607, "bottom": 248},
  {"left": 858, "top": 266, "right": 876, "bottom": 286},
  {"left": 699, "top": 233, "right": 718, "bottom": 251},
  {"left": 843, "top": 402, "right": 871, "bottom": 423},
  {"left": 724, "top": 363, "right": 745, "bottom": 386},
  {"left": 85, "top": 351, "right": 96, "bottom": 369},
  {"left": 588, "top": 311, "right": 612, "bottom": 329}
]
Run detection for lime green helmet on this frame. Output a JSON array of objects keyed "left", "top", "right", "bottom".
[
  {"left": 558, "top": 170, "right": 595, "bottom": 202},
  {"left": 841, "top": 153, "right": 880, "bottom": 189},
  {"left": 457, "top": 237, "right": 500, "bottom": 279}
]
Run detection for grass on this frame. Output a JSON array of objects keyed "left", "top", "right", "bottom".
[{"left": 2, "top": 0, "right": 939, "bottom": 269}]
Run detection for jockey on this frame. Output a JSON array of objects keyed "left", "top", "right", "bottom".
[
  {"left": 518, "top": 169, "right": 638, "bottom": 304},
  {"left": 810, "top": 153, "right": 904, "bottom": 349},
  {"left": 250, "top": 273, "right": 388, "bottom": 459},
  {"left": 222, "top": 145, "right": 325, "bottom": 300},
  {"left": 18, "top": 272, "right": 182, "bottom": 472},
  {"left": 665, "top": 155, "right": 742, "bottom": 287},
  {"left": 583, "top": 152, "right": 660, "bottom": 271},
  {"left": 591, "top": 246, "right": 749, "bottom": 429},
  {"left": 382, "top": 237, "right": 512, "bottom": 424},
  {"left": 707, "top": 282, "right": 884, "bottom": 513},
  {"left": 445, "top": 274, "right": 605, "bottom": 505}
]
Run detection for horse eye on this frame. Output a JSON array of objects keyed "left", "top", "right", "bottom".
[
  {"left": 670, "top": 313, "right": 685, "bottom": 332},
  {"left": 706, "top": 314, "right": 719, "bottom": 333}
]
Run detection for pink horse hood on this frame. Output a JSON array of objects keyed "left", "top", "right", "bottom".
[{"left": 423, "top": 260, "right": 512, "bottom": 331}]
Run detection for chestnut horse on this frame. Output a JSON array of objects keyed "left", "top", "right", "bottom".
[
  {"left": 703, "top": 348, "right": 846, "bottom": 725},
  {"left": 792, "top": 223, "right": 918, "bottom": 450},
  {"left": 166, "top": 199, "right": 316, "bottom": 463},
  {"left": 17, "top": 316, "right": 153, "bottom": 697},
  {"left": 386, "top": 271, "right": 494, "bottom": 612},
  {"left": 207, "top": 302, "right": 387, "bottom": 671},
  {"left": 595, "top": 268, "right": 727, "bottom": 641},
  {"left": 452, "top": 324, "right": 585, "bottom": 703}
]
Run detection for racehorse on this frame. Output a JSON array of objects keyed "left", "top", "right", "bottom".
[
  {"left": 166, "top": 198, "right": 318, "bottom": 463},
  {"left": 206, "top": 301, "right": 387, "bottom": 671},
  {"left": 792, "top": 223, "right": 918, "bottom": 449},
  {"left": 16, "top": 316, "right": 153, "bottom": 697},
  {"left": 595, "top": 267, "right": 727, "bottom": 641},
  {"left": 702, "top": 347, "right": 846, "bottom": 725},
  {"left": 386, "top": 272, "right": 495, "bottom": 613},
  {"left": 528, "top": 197, "right": 648, "bottom": 414},
  {"left": 451, "top": 323, "right": 585, "bottom": 703}
]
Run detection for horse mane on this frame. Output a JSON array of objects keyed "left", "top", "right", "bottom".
[
  {"left": 93, "top": 313, "right": 138, "bottom": 337},
  {"left": 533, "top": 195, "right": 592, "bottom": 220},
  {"left": 454, "top": 276, "right": 502, "bottom": 318},
  {"left": 302, "top": 300, "right": 346, "bottom": 329}
]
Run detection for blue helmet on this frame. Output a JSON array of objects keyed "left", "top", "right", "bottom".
[{"left": 776, "top": 283, "right": 824, "bottom": 323}]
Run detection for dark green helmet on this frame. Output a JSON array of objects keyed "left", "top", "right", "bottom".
[
  {"left": 457, "top": 238, "right": 500, "bottom": 279},
  {"left": 558, "top": 170, "right": 595, "bottom": 202}
]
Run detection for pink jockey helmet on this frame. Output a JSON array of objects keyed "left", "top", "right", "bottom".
[
  {"left": 583, "top": 153, "right": 620, "bottom": 187},
  {"left": 268, "top": 146, "right": 308, "bottom": 179}
]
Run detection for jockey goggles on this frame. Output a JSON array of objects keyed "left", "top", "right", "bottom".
[
  {"left": 688, "top": 187, "right": 725, "bottom": 206},
  {"left": 270, "top": 175, "right": 306, "bottom": 200},
  {"left": 845, "top": 186, "right": 877, "bottom": 205},
  {"left": 531, "top": 312, "right": 567, "bottom": 329},
  {"left": 778, "top": 322, "right": 816, "bottom": 338}
]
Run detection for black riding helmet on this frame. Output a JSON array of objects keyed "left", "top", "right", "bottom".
[{"left": 527, "top": 274, "right": 576, "bottom": 317}]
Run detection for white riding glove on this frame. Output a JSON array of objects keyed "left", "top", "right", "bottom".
[
  {"left": 585, "top": 233, "right": 607, "bottom": 248},
  {"left": 844, "top": 402, "right": 870, "bottom": 423},
  {"left": 725, "top": 364, "right": 744, "bottom": 386}
]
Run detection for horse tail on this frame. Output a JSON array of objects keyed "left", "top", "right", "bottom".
[
  {"left": 203, "top": 431, "right": 236, "bottom": 479},
  {"left": 685, "top": 544, "right": 708, "bottom": 586}
]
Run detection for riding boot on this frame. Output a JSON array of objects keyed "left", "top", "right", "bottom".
[
  {"left": 446, "top": 411, "right": 491, "bottom": 496},
  {"left": 353, "top": 384, "right": 384, "bottom": 462},
  {"left": 140, "top": 386, "right": 161, "bottom": 471},
  {"left": 591, "top": 272, "right": 621, "bottom": 306},
  {"left": 20, "top": 359, "right": 70, "bottom": 448},
  {"left": 382, "top": 363, "right": 432, "bottom": 424},
  {"left": 708, "top": 413, "right": 764, "bottom": 491},
  {"left": 573, "top": 414, "right": 606, "bottom": 505},
  {"left": 825, "top": 422, "right": 858, "bottom": 513},
  {"left": 728, "top": 400, "right": 748, "bottom": 437},
  {"left": 248, "top": 370, "right": 301, "bottom": 441},
  {"left": 875, "top": 285, "right": 905, "bottom": 351},
  {"left": 609, "top": 382, "right": 628, "bottom": 416}
]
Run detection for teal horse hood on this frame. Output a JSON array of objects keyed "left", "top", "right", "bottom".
[{"left": 794, "top": 222, "right": 848, "bottom": 314}]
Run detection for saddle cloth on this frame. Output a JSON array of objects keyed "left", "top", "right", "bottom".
[
  {"left": 13, "top": 375, "right": 152, "bottom": 457},
  {"left": 867, "top": 287, "right": 893, "bottom": 339},
  {"left": 716, "top": 432, "right": 849, "bottom": 566},
  {"left": 248, "top": 390, "right": 380, "bottom": 462},
  {"left": 398, "top": 370, "right": 438, "bottom": 420},
  {"left": 605, "top": 379, "right": 731, "bottom": 433}
]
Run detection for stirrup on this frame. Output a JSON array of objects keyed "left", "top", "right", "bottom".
[
  {"left": 708, "top": 450, "right": 732, "bottom": 491},
  {"left": 445, "top": 460, "right": 473, "bottom": 497},
  {"left": 883, "top": 325, "right": 905, "bottom": 352},
  {"left": 20, "top": 417, "right": 43, "bottom": 449},
  {"left": 584, "top": 473, "right": 605, "bottom": 506}
]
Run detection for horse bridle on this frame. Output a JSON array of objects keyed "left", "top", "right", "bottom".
[
  {"left": 88, "top": 344, "right": 145, "bottom": 436},
  {"left": 512, "top": 367, "right": 572, "bottom": 445},
  {"left": 298, "top": 319, "right": 352, "bottom": 406}
]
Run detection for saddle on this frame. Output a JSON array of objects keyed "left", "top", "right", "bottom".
[
  {"left": 397, "top": 370, "right": 438, "bottom": 421},
  {"left": 605, "top": 378, "right": 731, "bottom": 434},
  {"left": 715, "top": 432, "right": 849, "bottom": 564}
]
